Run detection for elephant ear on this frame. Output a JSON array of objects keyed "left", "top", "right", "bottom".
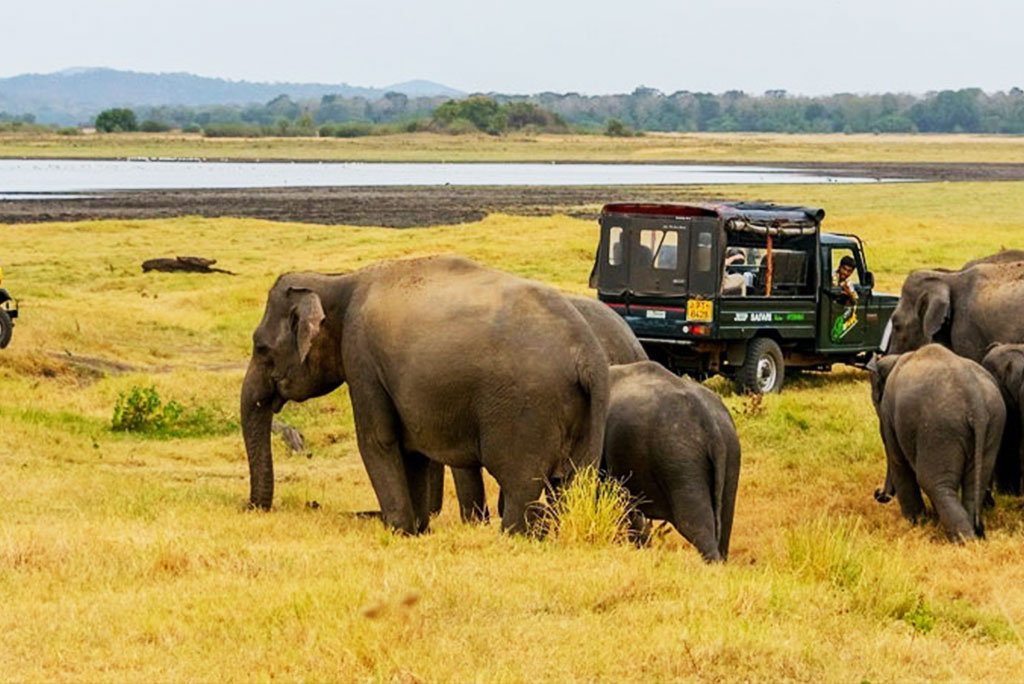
[
  {"left": 919, "top": 281, "right": 951, "bottom": 342},
  {"left": 288, "top": 287, "right": 325, "bottom": 364}
]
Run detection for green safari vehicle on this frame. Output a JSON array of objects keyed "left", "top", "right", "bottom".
[
  {"left": 0, "top": 262, "right": 18, "bottom": 349},
  {"left": 589, "top": 202, "right": 898, "bottom": 392}
]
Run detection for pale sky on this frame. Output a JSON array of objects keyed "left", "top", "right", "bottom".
[{"left": 2, "top": 0, "right": 1020, "bottom": 95}]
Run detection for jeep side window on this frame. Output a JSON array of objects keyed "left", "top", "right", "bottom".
[{"left": 608, "top": 227, "right": 623, "bottom": 266}]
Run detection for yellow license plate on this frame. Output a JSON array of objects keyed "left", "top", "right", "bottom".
[{"left": 686, "top": 299, "right": 713, "bottom": 322}]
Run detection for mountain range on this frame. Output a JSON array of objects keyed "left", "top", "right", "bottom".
[{"left": 0, "top": 68, "right": 465, "bottom": 125}]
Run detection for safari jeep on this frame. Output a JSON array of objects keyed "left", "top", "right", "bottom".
[
  {"left": 589, "top": 202, "right": 898, "bottom": 392},
  {"left": 0, "top": 262, "right": 18, "bottom": 349}
]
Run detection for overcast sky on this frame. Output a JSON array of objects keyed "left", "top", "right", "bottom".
[{"left": 2, "top": 0, "right": 1020, "bottom": 95}]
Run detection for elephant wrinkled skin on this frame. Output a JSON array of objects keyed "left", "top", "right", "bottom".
[
  {"left": 241, "top": 256, "right": 610, "bottom": 534},
  {"left": 449, "top": 294, "right": 648, "bottom": 523}
]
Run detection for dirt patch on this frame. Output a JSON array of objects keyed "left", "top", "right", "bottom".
[{"left": 2, "top": 162, "right": 1023, "bottom": 227}]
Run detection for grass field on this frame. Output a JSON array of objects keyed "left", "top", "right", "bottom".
[
  {"left": 3, "top": 180, "right": 1024, "bottom": 681},
  {"left": 3, "top": 130, "right": 1024, "bottom": 163}
]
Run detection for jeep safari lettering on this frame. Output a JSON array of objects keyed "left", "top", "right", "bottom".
[{"left": 589, "top": 202, "right": 898, "bottom": 392}]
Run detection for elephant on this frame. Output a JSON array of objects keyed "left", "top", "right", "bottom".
[
  {"left": 888, "top": 261, "right": 1024, "bottom": 362},
  {"left": 241, "top": 255, "right": 610, "bottom": 534},
  {"left": 868, "top": 344, "right": 1004, "bottom": 541},
  {"left": 962, "top": 249, "right": 1024, "bottom": 270},
  {"left": 601, "top": 361, "right": 741, "bottom": 562},
  {"left": 982, "top": 343, "right": 1024, "bottom": 495},
  {"left": 449, "top": 294, "right": 648, "bottom": 523}
]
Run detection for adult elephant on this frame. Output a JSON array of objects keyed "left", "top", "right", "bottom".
[
  {"left": 962, "top": 249, "right": 1024, "bottom": 270},
  {"left": 888, "top": 261, "right": 1024, "bottom": 362},
  {"left": 449, "top": 294, "right": 648, "bottom": 522},
  {"left": 241, "top": 256, "right": 609, "bottom": 534}
]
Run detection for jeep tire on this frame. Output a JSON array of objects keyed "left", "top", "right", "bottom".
[
  {"left": 0, "top": 309, "right": 12, "bottom": 349},
  {"left": 737, "top": 337, "right": 784, "bottom": 394}
]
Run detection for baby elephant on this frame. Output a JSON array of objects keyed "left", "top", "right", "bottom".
[
  {"left": 869, "top": 344, "right": 1005, "bottom": 541},
  {"left": 603, "top": 362, "right": 741, "bottom": 562}
]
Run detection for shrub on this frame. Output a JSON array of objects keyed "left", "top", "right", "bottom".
[
  {"left": 111, "top": 385, "right": 236, "bottom": 438},
  {"left": 319, "top": 122, "right": 374, "bottom": 138},
  {"left": 532, "top": 466, "right": 638, "bottom": 546},
  {"left": 181, "top": 124, "right": 201, "bottom": 134},
  {"left": 56, "top": 126, "right": 81, "bottom": 136},
  {"left": 111, "top": 386, "right": 181, "bottom": 433},
  {"left": 138, "top": 119, "right": 171, "bottom": 133},
  {"left": 202, "top": 122, "right": 263, "bottom": 138},
  {"left": 604, "top": 118, "right": 638, "bottom": 137},
  {"left": 95, "top": 108, "right": 138, "bottom": 132}
]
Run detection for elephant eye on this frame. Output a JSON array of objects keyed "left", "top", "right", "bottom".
[{"left": 255, "top": 342, "right": 271, "bottom": 356}]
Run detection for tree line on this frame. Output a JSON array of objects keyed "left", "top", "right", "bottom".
[{"left": 10, "top": 86, "right": 1024, "bottom": 136}]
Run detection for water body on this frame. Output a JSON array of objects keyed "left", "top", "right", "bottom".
[{"left": 0, "top": 158, "right": 891, "bottom": 196}]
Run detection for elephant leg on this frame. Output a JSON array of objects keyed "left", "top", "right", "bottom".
[
  {"left": 882, "top": 423, "right": 925, "bottom": 523},
  {"left": 403, "top": 452, "right": 438, "bottom": 533},
  {"left": 922, "top": 479, "right": 977, "bottom": 542},
  {"left": 994, "top": 409, "right": 1021, "bottom": 495},
  {"left": 425, "top": 459, "right": 445, "bottom": 518},
  {"left": 497, "top": 476, "right": 546, "bottom": 535},
  {"left": 451, "top": 467, "right": 489, "bottom": 523},
  {"left": 349, "top": 383, "right": 418, "bottom": 534},
  {"left": 668, "top": 486, "right": 722, "bottom": 563},
  {"left": 890, "top": 457, "right": 925, "bottom": 524}
]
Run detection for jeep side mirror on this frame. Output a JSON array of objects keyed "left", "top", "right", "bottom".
[{"left": 863, "top": 271, "right": 875, "bottom": 289}]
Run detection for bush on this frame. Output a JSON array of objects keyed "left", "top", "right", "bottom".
[
  {"left": 604, "top": 118, "right": 638, "bottom": 137},
  {"left": 95, "top": 108, "right": 138, "bottom": 132},
  {"left": 532, "top": 466, "right": 638, "bottom": 546},
  {"left": 138, "top": 119, "right": 172, "bottom": 133},
  {"left": 202, "top": 122, "right": 263, "bottom": 138},
  {"left": 319, "top": 122, "right": 374, "bottom": 138},
  {"left": 56, "top": 126, "right": 81, "bottom": 136},
  {"left": 111, "top": 385, "right": 236, "bottom": 438},
  {"left": 181, "top": 124, "right": 201, "bottom": 134}
]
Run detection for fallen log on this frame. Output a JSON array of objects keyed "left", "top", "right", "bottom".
[{"left": 142, "top": 256, "right": 235, "bottom": 274}]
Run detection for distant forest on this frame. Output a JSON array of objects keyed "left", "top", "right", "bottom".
[{"left": 4, "top": 87, "right": 1024, "bottom": 135}]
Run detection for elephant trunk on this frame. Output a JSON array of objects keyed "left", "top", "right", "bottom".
[{"left": 241, "top": 362, "right": 276, "bottom": 509}]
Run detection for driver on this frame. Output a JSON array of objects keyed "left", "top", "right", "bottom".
[
  {"left": 831, "top": 256, "right": 859, "bottom": 341},
  {"left": 833, "top": 256, "right": 859, "bottom": 305}
]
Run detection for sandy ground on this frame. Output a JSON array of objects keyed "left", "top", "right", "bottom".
[{"left": 2, "top": 161, "right": 1023, "bottom": 227}]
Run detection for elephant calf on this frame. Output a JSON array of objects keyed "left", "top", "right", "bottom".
[
  {"left": 603, "top": 361, "right": 741, "bottom": 562},
  {"left": 869, "top": 344, "right": 1005, "bottom": 541}
]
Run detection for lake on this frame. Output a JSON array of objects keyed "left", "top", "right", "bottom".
[{"left": 0, "top": 159, "right": 892, "bottom": 197}]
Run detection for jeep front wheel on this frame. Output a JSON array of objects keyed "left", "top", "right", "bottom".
[
  {"left": 737, "top": 337, "right": 784, "bottom": 394},
  {"left": 0, "top": 309, "right": 12, "bottom": 349}
]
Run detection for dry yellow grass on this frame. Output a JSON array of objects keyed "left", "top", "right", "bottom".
[
  {"left": 3, "top": 180, "right": 1024, "bottom": 681},
  {"left": 3, "top": 130, "right": 1024, "bottom": 163}
]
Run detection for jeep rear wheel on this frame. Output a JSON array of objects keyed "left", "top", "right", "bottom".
[
  {"left": 737, "top": 337, "right": 784, "bottom": 394},
  {"left": 0, "top": 309, "right": 12, "bottom": 349}
]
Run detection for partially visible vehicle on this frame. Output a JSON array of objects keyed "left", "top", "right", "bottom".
[
  {"left": 0, "top": 263, "right": 19, "bottom": 349},
  {"left": 589, "top": 201, "right": 898, "bottom": 392}
]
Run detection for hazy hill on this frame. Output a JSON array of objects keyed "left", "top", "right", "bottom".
[{"left": 0, "top": 68, "right": 464, "bottom": 124}]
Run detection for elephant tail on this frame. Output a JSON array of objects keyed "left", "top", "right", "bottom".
[
  {"left": 972, "top": 411, "right": 987, "bottom": 539},
  {"left": 708, "top": 422, "right": 726, "bottom": 546},
  {"left": 571, "top": 349, "right": 609, "bottom": 474}
]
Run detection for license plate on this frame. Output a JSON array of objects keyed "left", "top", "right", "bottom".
[{"left": 687, "top": 299, "right": 713, "bottom": 322}]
